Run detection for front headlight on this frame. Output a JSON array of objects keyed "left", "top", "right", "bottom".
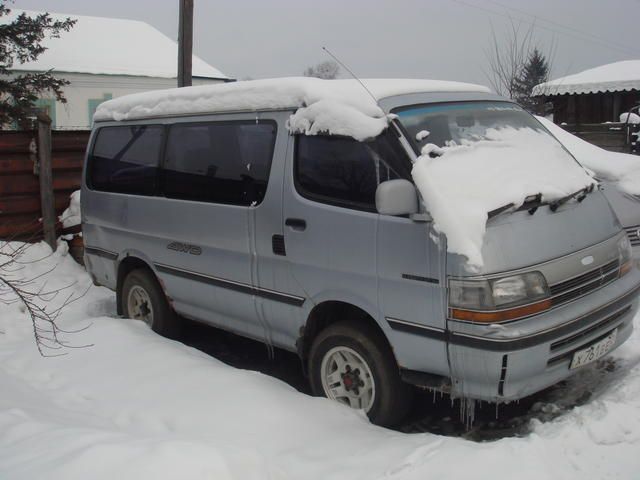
[
  {"left": 449, "top": 271, "right": 550, "bottom": 323},
  {"left": 618, "top": 235, "right": 633, "bottom": 277}
]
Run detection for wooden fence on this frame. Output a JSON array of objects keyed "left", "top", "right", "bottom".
[
  {"left": 0, "top": 130, "right": 90, "bottom": 239},
  {"left": 561, "top": 122, "right": 640, "bottom": 154}
]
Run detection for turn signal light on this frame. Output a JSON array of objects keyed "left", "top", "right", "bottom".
[
  {"left": 450, "top": 298, "right": 552, "bottom": 323},
  {"left": 620, "top": 260, "right": 633, "bottom": 278}
]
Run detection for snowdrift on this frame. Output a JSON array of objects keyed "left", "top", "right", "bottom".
[{"left": 1, "top": 241, "right": 640, "bottom": 479}]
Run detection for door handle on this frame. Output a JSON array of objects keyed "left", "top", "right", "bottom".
[{"left": 285, "top": 218, "right": 307, "bottom": 231}]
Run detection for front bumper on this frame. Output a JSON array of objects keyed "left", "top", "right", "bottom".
[{"left": 446, "top": 269, "right": 640, "bottom": 401}]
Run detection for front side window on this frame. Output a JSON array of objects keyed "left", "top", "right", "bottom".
[
  {"left": 88, "top": 125, "right": 163, "bottom": 195},
  {"left": 295, "top": 132, "right": 410, "bottom": 211},
  {"left": 163, "top": 122, "right": 276, "bottom": 205}
]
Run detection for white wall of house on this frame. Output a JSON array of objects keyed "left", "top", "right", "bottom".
[{"left": 18, "top": 71, "right": 225, "bottom": 130}]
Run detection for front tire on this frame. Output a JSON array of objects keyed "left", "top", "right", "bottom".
[
  {"left": 121, "top": 269, "right": 181, "bottom": 339},
  {"left": 309, "top": 321, "right": 413, "bottom": 427}
]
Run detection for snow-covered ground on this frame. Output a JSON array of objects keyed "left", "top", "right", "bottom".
[{"left": 2, "top": 241, "right": 640, "bottom": 479}]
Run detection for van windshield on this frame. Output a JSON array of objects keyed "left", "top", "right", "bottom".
[{"left": 394, "top": 101, "right": 551, "bottom": 152}]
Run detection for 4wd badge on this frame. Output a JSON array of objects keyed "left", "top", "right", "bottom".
[{"left": 167, "top": 242, "right": 202, "bottom": 256}]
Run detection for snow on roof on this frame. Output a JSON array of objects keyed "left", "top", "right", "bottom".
[
  {"left": 94, "top": 77, "right": 490, "bottom": 123},
  {"left": 533, "top": 60, "right": 640, "bottom": 96},
  {"left": 2, "top": 9, "right": 228, "bottom": 80}
]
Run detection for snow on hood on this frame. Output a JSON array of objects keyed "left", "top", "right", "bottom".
[
  {"left": 412, "top": 127, "right": 596, "bottom": 270},
  {"left": 536, "top": 116, "right": 640, "bottom": 196},
  {"left": 94, "top": 77, "right": 489, "bottom": 140}
]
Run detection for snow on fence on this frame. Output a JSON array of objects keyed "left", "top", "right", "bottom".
[{"left": 0, "top": 129, "right": 89, "bottom": 239}]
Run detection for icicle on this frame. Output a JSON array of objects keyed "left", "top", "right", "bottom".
[{"left": 459, "top": 397, "right": 476, "bottom": 429}]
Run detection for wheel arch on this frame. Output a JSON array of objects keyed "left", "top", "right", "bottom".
[
  {"left": 116, "top": 253, "right": 163, "bottom": 315},
  {"left": 297, "top": 300, "right": 398, "bottom": 370}
]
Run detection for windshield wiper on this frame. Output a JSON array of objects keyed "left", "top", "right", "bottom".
[
  {"left": 487, "top": 202, "right": 516, "bottom": 219},
  {"left": 488, "top": 193, "right": 544, "bottom": 220},
  {"left": 549, "top": 184, "right": 595, "bottom": 212}
]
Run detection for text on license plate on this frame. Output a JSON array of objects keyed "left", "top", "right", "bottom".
[{"left": 570, "top": 329, "right": 617, "bottom": 369}]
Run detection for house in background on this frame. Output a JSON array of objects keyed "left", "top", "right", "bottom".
[
  {"left": 4, "top": 9, "right": 231, "bottom": 129},
  {"left": 532, "top": 60, "right": 640, "bottom": 125}
]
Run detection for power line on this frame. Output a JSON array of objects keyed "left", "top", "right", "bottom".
[
  {"left": 487, "top": 0, "right": 636, "bottom": 54},
  {"left": 447, "top": 0, "right": 640, "bottom": 57}
]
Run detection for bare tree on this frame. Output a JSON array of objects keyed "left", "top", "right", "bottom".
[
  {"left": 484, "top": 19, "right": 555, "bottom": 104},
  {"left": 303, "top": 60, "right": 341, "bottom": 79},
  {"left": 0, "top": 240, "right": 91, "bottom": 355}
]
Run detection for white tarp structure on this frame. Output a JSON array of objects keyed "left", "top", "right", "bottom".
[{"left": 533, "top": 60, "right": 640, "bottom": 96}]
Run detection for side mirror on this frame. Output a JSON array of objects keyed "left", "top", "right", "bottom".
[{"left": 375, "top": 179, "right": 419, "bottom": 216}]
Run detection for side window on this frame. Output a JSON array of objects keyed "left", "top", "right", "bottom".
[
  {"left": 163, "top": 122, "right": 276, "bottom": 205},
  {"left": 294, "top": 135, "right": 403, "bottom": 211},
  {"left": 88, "top": 125, "right": 163, "bottom": 195}
]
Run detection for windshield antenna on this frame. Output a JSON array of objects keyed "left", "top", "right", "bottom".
[
  {"left": 321, "top": 46, "right": 417, "bottom": 163},
  {"left": 322, "top": 46, "right": 379, "bottom": 106}
]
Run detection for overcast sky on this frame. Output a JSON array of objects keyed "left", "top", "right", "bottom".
[{"left": 12, "top": 0, "right": 640, "bottom": 86}]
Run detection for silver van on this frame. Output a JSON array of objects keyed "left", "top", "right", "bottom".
[{"left": 82, "top": 78, "right": 640, "bottom": 427}]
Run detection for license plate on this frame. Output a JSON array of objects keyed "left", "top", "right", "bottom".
[{"left": 570, "top": 329, "right": 617, "bottom": 369}]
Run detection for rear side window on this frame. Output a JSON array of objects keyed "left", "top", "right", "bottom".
[
  {"left": 163, "top": 122, "right": 276, "bottom": 205},
  {"left": 88, "top": 125, "right": 163, "bottom": 195},
  {"left": 294, "top": 134, "right": 409, "bottom": 211}
]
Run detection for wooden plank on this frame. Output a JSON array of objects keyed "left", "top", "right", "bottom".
[
  {"left": 576, "top": 133, "right": 626, "bottom": 146},
  {"left": 0, "top": 214, "right": 81, "bottom": 239},
  {"left": 0, "top": 192, "right": 75, "bottom": 215},
  {"left": 0, "top": 132, "right": 34, "bottom": 154},
  {"left": 52, "top": 131, "right": 91, "bottom": 152},
  {"left": 38, "top": 113, "right": 57, "bottom": 249},
  {"left": 0, "top": 131, "right": 90, "bottom": 153},
  {"left": 0, "top": 171, "right": 80, "bottom": 195},
  {"left": 0, "top": 128, "right": 87, "bottom": 240},
  {"left": 0, "top": 213, "right": 43, "bottom": 239},
  {"left": 0, "top": 155, "right": 32, "bottom": 175},
  {"left": 0, "top": 153, "right": 84, "bottom": 175},
  {"left": 51, "top": 152, "right": 85, "bottom": 171},
  {"left": 562, "top": 123, "right": 626, "bottom": 132}
]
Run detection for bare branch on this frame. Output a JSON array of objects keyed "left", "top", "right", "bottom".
[{"left": 0, "top": 238, "right": 93, "bottom": 356}]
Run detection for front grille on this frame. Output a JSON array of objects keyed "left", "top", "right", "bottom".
[
  {"left": 549, "top": 305, "right": 630, "bottom": 353},
  {"left": 625, "top": 225, "right": 640, "bottom": 247},
  {"left": 549, "top": 259, "right": 620, "bottom": 307}
]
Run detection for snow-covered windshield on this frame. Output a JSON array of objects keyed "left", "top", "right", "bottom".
[
  {"left": 395, "top": 101, "right": 550, "bottom": 151},
  {"left": 394, "top": 101, "right": 596, "bottom": 271}
]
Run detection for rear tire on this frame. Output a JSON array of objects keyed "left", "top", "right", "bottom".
[
  {"left": 309, "top": 320, "right": 413, "bottom": 427},
  {"left": 121, "top": 269, "right": 181, "bottom": 339}
]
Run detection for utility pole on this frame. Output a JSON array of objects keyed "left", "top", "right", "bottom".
[{"left": 178, "top": 0, "right": 193, "bottom": 87}]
